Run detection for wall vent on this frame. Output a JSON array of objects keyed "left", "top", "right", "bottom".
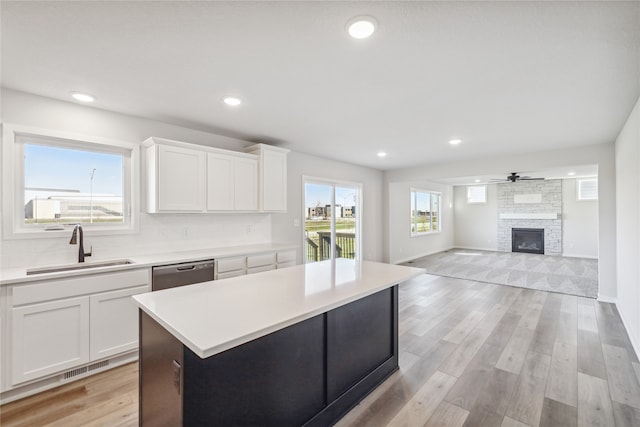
[
  {"left": 63, "top": 366, "right": 88, "bottom": 380},
  {"left": 88, "top": 360, "right": 109, "bottom": 371}
]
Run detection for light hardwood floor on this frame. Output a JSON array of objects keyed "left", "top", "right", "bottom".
[{"left": 2, "top": 274, "right": 639, "bottom": 426}]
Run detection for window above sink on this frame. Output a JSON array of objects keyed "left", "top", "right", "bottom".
[{"left": 2, "top": 124, "right": 140, "bottom": 239}]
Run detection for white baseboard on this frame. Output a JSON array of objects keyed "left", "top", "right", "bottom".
[
  {"left": 595, "top": 295, "right": 640, "bottom": 363},
  {"left": 613, "top": 301, "right": 640, "bottom": 363},
  {"left": 562, "top": 252, "right": 598, "bottom": 259},
  {"left": 597, "top": 295, "right": 617, "bottom": 304},
  {"left": 392, "top": 246, "right": 455, "bottom": 265},
  {"left": 453, "top": 245, "right": 499, "bottom": 252}
]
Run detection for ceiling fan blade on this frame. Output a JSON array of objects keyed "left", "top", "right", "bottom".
[{"left": 519, "top": 177, "right": 545, "bottom": 180}]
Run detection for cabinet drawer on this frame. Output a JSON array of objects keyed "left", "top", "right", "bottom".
[
  {"left": 247, "top": 264, "right": 276, "bottom": 275},
  {"left": 277, "top": 250, "right": 296, "bottom": 263},
  {"left": 12, "top": 269, "right": 150, "bottom": 306},
  {"left": 217, "top": 257, "right": 246, "bottom": 273},
  {"left": 277, "top": 261, "right": 296, "bottom": 269},
  {"left": 217, "top": 270, "right": 246, "bottom": 280},
  {"left": 246, "top": 253, "right": 276, "bottom": 268}
]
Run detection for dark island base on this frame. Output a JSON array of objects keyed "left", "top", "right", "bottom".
[{"left": 140, "top": 286, "right": 399, "bottom": 426}]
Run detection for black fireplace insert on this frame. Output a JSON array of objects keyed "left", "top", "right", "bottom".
[{"left": 512, "top": 228, "right": 544, "bottom": 255}]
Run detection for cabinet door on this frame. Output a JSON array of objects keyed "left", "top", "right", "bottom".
[
  {"left": 11, "top": 297, "right": 90, "bottom": 385},
  {"left": 158, "top": 144, "right": 206, "bottom": 211},
  {"left": 207, "top": 153, "right": 234, "bottom": 211},
  {"left": 262, "top": 149, "right": 287, "bottom": 212},
  {"left": 234, "top": 157, "right": 258, "bottom": 211},
  {"left": 90, "top": 285, "right": 149, "bottom": 361}
]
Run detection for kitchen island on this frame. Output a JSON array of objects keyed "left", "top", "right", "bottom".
[{"left": 133, "top": 259, "right": 423, "bottom": 426}]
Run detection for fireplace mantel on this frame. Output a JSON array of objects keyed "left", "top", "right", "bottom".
[{"left": 499, "top": 213, "right": 559, "bottom": 220}]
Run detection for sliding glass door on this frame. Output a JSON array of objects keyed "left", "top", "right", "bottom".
[{"left": 304, "top": 179, "right": 361, "bottom": 263}]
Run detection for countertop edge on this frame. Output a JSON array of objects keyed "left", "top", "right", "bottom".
[
  {"left": 133, "top": 261, "right": 424, "bottom": 359},
  {"left": 0, "top": 243, "right": 298, "bottom": 285}
]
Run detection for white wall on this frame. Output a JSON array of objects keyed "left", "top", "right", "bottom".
[
  {"left": 615, "top": 95, "right": 640, "bottom": 356},
  {"left": 0, "top": 89, "right": 274, "bottom": 268},
  {"left": 384, "top": 143, "right": 617, "bottom": 299},
  {"left": 453, "top": 185, "right": 498, "bottom": 251},
  {"left": 562, "top": 178, "right": 599, "bottom": 258},
  {"left": 270, "top": 151, "right": 384, "bottom": 263},
  {"left": 387, "top": 180, "right": 454, "bottom": 264}
]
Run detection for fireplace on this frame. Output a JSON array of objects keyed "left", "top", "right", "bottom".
[{"left": 512, "top": 228, "right": 544, "bottom": 255}]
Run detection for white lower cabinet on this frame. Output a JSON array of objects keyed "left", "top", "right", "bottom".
[
  {"left": 90, "top": 285, "right": 148, "bottom": 361},
  {"left": 11, "top": 297, "right": 90, "bottom": 385},
  {"left": 6, "top": 269, "right": 149, "bottom": 388}
]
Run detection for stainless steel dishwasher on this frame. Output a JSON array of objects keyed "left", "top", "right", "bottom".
[{"left": 151, "top": 259, "right": 215, "bottom": 291}]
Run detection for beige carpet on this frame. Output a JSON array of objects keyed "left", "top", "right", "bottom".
[{"left": 401, "top": 248, "right": 599, "bottom": 298}]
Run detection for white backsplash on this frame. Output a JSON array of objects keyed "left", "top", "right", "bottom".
[{"left": 1, "top": 213, "right": 272, "bottom": 269}]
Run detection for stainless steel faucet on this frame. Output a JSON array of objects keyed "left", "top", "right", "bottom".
[{"left": 69, "top": 224, "right": 92, "bottom": 263}]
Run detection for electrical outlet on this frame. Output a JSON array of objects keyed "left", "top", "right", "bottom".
[{"left": 293, "top": 219, "right": 300, "bottom": 227}]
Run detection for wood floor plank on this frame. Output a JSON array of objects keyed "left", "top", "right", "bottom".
[
  {"left": 595, "top": 303, "right": 639, "bottom": 362},
  {"left": 556, "top": 311, "right": 578, "bottom": 346},
  {"left": 577, "top": 302, "right": 599, "bottom": 333},
  {"left": 577, "top": 372, "right": 615, "bottom": 427},
  {"left": 561, "top": 294, "right": 578, "bottom": 315},
  {"left": 545, "top": 341, "right": 578, "bottom": 407},
  {"left": 500, "top": 416, "right": 530, "bottom": 427},
  {"left": 505, "top": 350, "right": 552, "bottom": 426},
  {"left": 471, "top": 368, "right": 520, "bottom": 417},
  {"left": 444, "top": 310, "right": 488, "bottom": 344},
  {"left": 601, "top": 343, "right": 640, "bottom": 409},
  {"left": 634, "top": 362, "right": 640, "bottom": 384},
  {"left": 529, "top": 301, "right": 560, "bottom": 356},
  {"left": 612, "top": 401, "right": 640, "bottom": 427},
  {"left": 462, "top": 408, "right": 504, "bottom": 427},
  {"left": 386, "top": 371, "right": 457, "bottom": 427},
  {"left": 445, "top": 344, "right": 504, "bottom": 410},
  {"left": 495, "top": 327, "right": 536, "bottom": 374},
  {"left": 577, "top": 329, "right": 607, "bottom": 380},
  {"left": 424, "top": 401, "right": 469, "bottom": 427},
  {"left": 539, "top": 397, "right": 577, "bottom": 427},
  {"left": 485, "top": 313, "right": 521, "bottom": 350},
  {"left": 440, "top": 304, "right": 509, "bottom": 377}
]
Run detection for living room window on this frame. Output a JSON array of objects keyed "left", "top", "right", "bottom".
[
  {"left": 577, "top": 177, "right": 598, "bottom": 201},
  {"left": 467, "top": 185, "right": 487, "bottom": 203},
  {"left": 2, "top": 124, "right": 139, "bottom": 238},
  {"left": 410, "top": 189, "right": 441, "bottom": 235}
]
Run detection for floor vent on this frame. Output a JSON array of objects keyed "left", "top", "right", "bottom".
[
  {"left": 88, "top": 360, "right": 109, "bottom": 371},
  {"left": 63, "top": 366, "right": 88, "bottom": 380}
]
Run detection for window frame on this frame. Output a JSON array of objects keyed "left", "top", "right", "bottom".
[
  {"left": 302, "top": 176, "right": 363, "bottom": 262},
  {"left": 466, "top": 185, "right": 487, "bottom": 204},
  {"left": 576, "top": 177, "right": 598, "bottom": 201},
  {"left": 2, "top": 123, "right": 140, "bottom": 239},
  {"left": 410, "top": 188, "right": 441, "bottom": 236}
]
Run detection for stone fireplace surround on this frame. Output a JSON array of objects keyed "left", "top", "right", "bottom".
[{"left": 497, "top": 179, "right": 562, "bottom": 256}]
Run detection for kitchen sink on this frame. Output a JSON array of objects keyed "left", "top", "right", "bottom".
[{"left": 26, "top": 259, "right": 134, "bottom": 275}]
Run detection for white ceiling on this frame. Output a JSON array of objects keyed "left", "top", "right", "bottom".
[{"left": 1, "top": 1, "right": 639, "bottom": 172}]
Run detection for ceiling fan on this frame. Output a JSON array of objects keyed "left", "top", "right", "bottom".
[{"left": 491, "top": 172, "right": 545, "bottom": 183}]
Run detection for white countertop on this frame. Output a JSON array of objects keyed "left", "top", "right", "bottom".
[
  {"left": 0, "top": 243, "right": 296, "bottom": 285},
  {"left": 133, "top": 259, "right": 424, "bottom": 359}
]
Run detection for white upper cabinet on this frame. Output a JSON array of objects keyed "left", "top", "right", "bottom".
[
  {"left": 145, "top": 139, "right": 207, "bottom": 213},
  {"left": 145, "top": 138, "right": 287, "bottom": 213},
  {"left": 246, "top": 144, "right": 290, "bottom": 212},
  {"left": 207, "top": 152, "right": 258, "bottom": 211}
]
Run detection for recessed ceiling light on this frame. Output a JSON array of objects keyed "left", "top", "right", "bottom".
[
  {"left": 474, "top": 179, "right": 481, "bottom": 183},
  {"left": 449, "top": 139, "right": 462, "bottom": 145},
  {"left": 223, "top": 96, "right": 242, "bottom": 106},
  {"left": 346, "top": 16, "right": 377, "bottom": 39},
  {"left": 71, "top": 92, "right": 94, "bottom": 103},
  {"left": 377, "top": 151, "right": 387, "bottom": 158},
  {"left": 567, "top": 171, "right": 576, "bottom": 176}
]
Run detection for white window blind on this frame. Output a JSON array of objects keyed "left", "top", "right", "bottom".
[{"left": 577, "top": 178, "right": 598, "bottom": 201}]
